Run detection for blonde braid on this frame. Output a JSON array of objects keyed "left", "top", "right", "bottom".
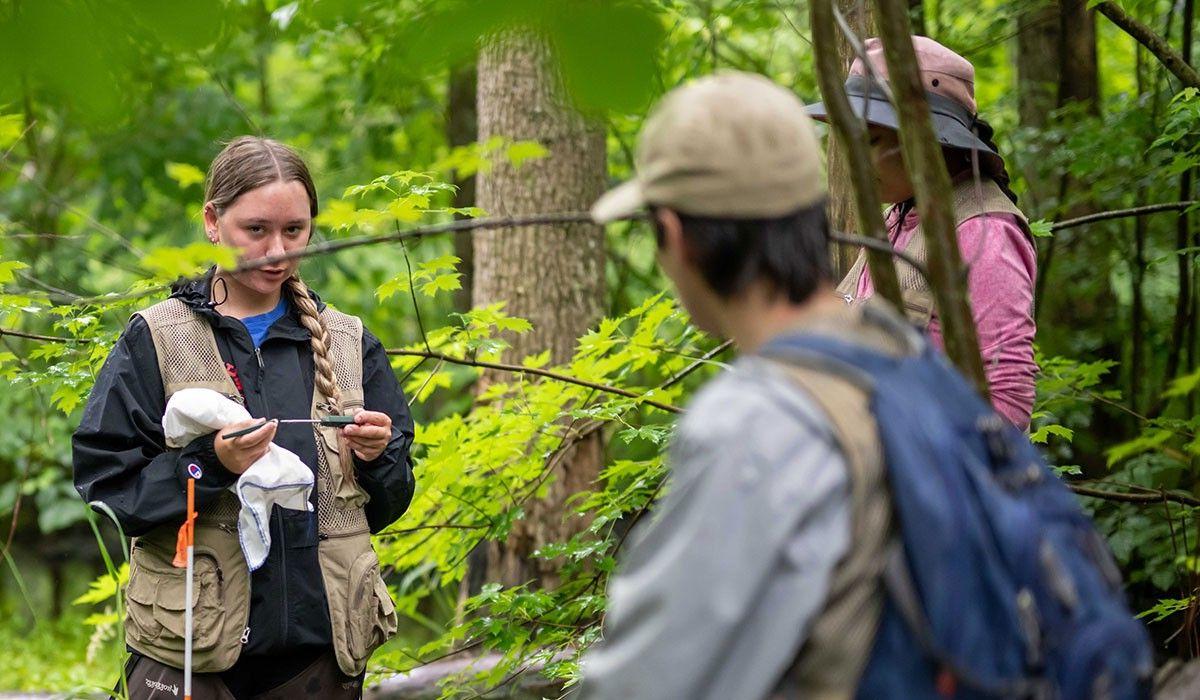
[{"left": 285, "top": 275, "right": 357, "bottom": 488}]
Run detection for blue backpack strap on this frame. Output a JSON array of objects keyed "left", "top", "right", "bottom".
[{"left": 762, "top": 316, "right": 1154, "bottom": 699}]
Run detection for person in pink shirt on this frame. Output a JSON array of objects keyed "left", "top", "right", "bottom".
[{"left": 807, "top": 37, "right": 1038, "bottom": 429}]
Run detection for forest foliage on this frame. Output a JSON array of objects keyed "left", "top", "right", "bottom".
[{"left": 2, "top": 0, "right": 1200, "bottom": 696}]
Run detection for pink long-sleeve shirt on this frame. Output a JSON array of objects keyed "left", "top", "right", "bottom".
[{"left": 854, "top": 208, "right": 1039, "bottom": 429}]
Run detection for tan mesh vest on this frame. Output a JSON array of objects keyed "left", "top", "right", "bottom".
[
  {"left": 765, "top": 303, "right": 913, "bottom": 699},
  {"left": 123, "top": 297, "right": 396, "bottom": 676},
  {"left": 835, "top": 178, "right": 1030, "bottom": 327}
]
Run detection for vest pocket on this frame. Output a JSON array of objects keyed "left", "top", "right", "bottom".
[
  {"left": 345, "top": 550, "right": 398, "bottom": 669},
  {"left": 318, "top": 420, "right": 370, "bottom": 510},
  {"left": 126, "top": 544, "right": 223, "bottom": 654}
]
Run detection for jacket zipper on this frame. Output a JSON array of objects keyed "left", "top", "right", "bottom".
[
  {"left": 255, "top": 343, "right": 288, "bottom": 645},
  {"left": 277, "top": 508, "right": 289, "bottom": 644},
  {"left": 253, "top": 346, "right": 270, "bottom": 417}
]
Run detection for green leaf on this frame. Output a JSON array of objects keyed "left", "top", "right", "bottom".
[
  {"left": 1028, "top": 219, "right": 1053, "bottom": 238},
  {"left": 72, "top": 564, "right": 129, "bottom": 606},
  {"left": 506, "top": 141, "right": 549, "bottom": 169},
  {"left": 0, "top": 113, "right": 24, "bottom": 151},
  {"left": 418, "top": 272, "right": 462, "bottom": 297},
  {"left": 140, "top": 243, "right": 238, "bottom": 282},
  {"left": 316, "top": 199, "right": 386, "bottom": 231},
  {"left": 1165, "top": 368, "right": 1200, "bottom": 398},
  {"left": 164, "top": 162, "right": 206, "bottom": 190},
  {"left": 1030, "top": 424, "right": 1074, "bottom": 445},
  {"left": 522, "top": 350, "right": 551, "bottom": 369},
  {"left": 0, "top": 260, "right": 29, "bottom": 285}
]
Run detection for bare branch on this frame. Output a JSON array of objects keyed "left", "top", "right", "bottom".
[
  {"left": 1051, "top": 201, "right": 1200, "bottom": 232},
  {"left": 233, "top": 212, "right": 617, "bottom": 275},
  {"left": 1096, "top": 1, "right": 1200, "bottom": 89},
  {"left": 0, "top": 327, "right": 93, "bottom": 343},
  {"left": 1070, "top": 484, "right": 1200, "bottom": 508},
  {"left": 386, "top": 348, "right": 682, "bottom": 414}
]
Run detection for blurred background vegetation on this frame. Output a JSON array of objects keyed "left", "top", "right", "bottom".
[{"left": 2, "top": 0, "right": 1200, "bottom": 695}]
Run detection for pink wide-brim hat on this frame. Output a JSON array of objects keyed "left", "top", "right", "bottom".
[{"left": 807, "top": 36, "right": 1002, "bottom": 168}]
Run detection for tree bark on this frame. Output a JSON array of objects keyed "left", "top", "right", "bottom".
[
  {"left": 812, "top": 0, "right": 904, "bottom": 314},
  {"left": 1059, "top": 0, "right": 1101, "bottom": 109},
  {"left": 1035, "top": 0, "right": 1103, "bottom": 312},
  {"left": 824, "top": 0, "right": 877, "bottom": 277},
  {"left": 871, "top": 0, "right": 988, "bottom": 394},
  {"left": 446, "top": 63, "right": 477, "bottom": 312},
  {"left": 1016, "top": 0, "right": 1061, "bottom": 217},
  {"left": 909, "top": 0, "right": 926, "bottom": 36},
  {"left": 474, "top": 31, "right": 607, "bottom": 588}
]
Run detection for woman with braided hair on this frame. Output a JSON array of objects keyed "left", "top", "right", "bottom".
[
  {"left": 808, "top": 36, "right": 1038, "bottom": 429},
  {"left": 73, "top": 136, "right": 415, "bottom": 699}
]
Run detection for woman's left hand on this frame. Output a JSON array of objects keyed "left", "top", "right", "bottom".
[{"left": 341, "top": 410, "right": 392, "bottom": 462}]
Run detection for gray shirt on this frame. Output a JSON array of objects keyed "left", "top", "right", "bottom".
[{"left": 577, "top": 356, "right": 851, "bottom": 700}]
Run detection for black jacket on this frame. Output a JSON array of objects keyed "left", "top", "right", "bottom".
[{"left": 72, "top": 272, "right": 415, "bottom": 694}]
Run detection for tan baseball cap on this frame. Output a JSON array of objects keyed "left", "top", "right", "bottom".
[{"left": 591, "top": 71, "right": 827, "bottom": 223}]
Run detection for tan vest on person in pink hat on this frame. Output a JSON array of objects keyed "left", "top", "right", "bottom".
[
  {"left": 834, "top": 36, "right": 1031, "bottom": 327},
  {"left": 836, "top": 178, "right": 1029, "bottom": 327}
]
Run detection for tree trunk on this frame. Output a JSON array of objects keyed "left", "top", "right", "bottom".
[
  {"left": 1059, "top": 0, "right": 1101, "bottom": 110},
  {"left": 1035, "top": 0, "right": 1102, "bottom": 312},
  {"left": 872, "top": 0, "right": 989, "bottom": 394},
  {"left": 812, "top": 0, "right": 904, "bottom": 314},
  {"left": 825, "top": 0, "right": 877, "bottom": 277},
  {"left": 1016, "top": 0, "right": 1061, "bottom": 217},
  {"left": 474, "top": 31, "right": 607, "bottom": 588},
  {"left": 909, "top": 0, "right": 926, "bottom": 36},
  {"left": 446, "top": 63, "right": 477, "bottom": 312}
]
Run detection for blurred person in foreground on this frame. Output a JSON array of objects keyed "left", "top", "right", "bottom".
[{"left": 576, "top": 71, "right": 1151, "bottom": 700}]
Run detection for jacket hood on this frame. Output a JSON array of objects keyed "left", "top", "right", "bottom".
[
  {"left": 169, "top": 267, "right": 325, "bottom": 343},
  {"left": 171, "top": 267, "right": 327, "bottom": 311}
]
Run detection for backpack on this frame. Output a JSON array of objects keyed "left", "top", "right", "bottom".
[{"left": 761, "top": 313, "right": 1154, "bottom": 700}]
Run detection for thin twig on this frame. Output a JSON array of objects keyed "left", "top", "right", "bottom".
[
  {"left": 1096, "top": 1, "right": 1200, "bottom": 89},
  {"left": 0, "top": 327, "right": 93, "bottom": 343},
  {"left": 1051, "top": 201, "right": 1199, "bottom": 232},
  {"left": 386, "top": 348, "right": 682, "bottom": 413},
  {"left": 233, "top": 212, "right": 629, "bottom": 274},
  {"left": 1070, "top": 484, "right": 1200, "bottom": 508}
]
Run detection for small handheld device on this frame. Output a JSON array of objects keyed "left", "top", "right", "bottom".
[{"left": 221, "top": 415, "right": 357, "bottom": 440}]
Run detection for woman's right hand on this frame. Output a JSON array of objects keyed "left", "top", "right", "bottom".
[{"left": 214, "top": 419, "right": 277, "bottom": 475}]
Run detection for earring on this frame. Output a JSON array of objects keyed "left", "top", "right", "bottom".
[{"left": 208, "top": 231, "right": 218, "bottom": 243}]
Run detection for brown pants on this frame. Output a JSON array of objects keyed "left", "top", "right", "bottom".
[{"left": 118, "top": 652, "right": 363, "bottom": 700}]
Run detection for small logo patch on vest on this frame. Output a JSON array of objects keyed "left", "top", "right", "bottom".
[
  {"left": 144, "top": 678, "right": 179, "bottom": 696},
  {"left": 187, "top": 463, "right": 203, "bottom": 480}
]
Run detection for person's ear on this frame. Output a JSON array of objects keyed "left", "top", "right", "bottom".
[
  {"left": 203, "top": 203, "right": 220, "bottom": 244},
  {"left": 655, "top": 208, "right": 688, "bottom": 262}
]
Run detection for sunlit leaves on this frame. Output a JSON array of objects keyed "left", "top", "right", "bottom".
[
  {"left": 0, "top": 260, "right": 29, "bottom": 285},
  {"left": 433, "top": 136, "right": 550, "bottom": 179},
  {"left": 1028, "top": 219, "right": 1053, "bottom": 238},
  {"left": 377, "top": 255, "right": 463, "bottom": 301},
  {"left": 0, "top": 113, "right": 23, "bottom": 151},
  {"left": 164, "top": 162, "right": 206, "bottom": 190},
  {"left": 72, "top": 563, "right": 129, "bottom": 607},
  {"left": 139, "top": 243, "right": 238, "bottom": 283},
  {"left": 319, "top": 172, "right": 464, "bottom": 233}
]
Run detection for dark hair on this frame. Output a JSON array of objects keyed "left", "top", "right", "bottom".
[
  {"left": 655, "top": 201, "right": 834, "bottom": 303},
  {"left": 890, "top": 115, "right": 1019, "bottom": 238},
  {"left": 944, "top": 116, "right": 1019, "bottom": 206}
]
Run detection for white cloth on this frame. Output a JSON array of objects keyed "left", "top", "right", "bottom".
[{"left": 162, "top": 387, "right": 314, "bottom": 572}]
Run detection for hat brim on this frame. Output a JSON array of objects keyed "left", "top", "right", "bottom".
[
  {"left": 591, "top": 179, "right": 648, "bottom": 224},
  {"left": 807, "top": 81, "right": 1003, "bottom": 169}
]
